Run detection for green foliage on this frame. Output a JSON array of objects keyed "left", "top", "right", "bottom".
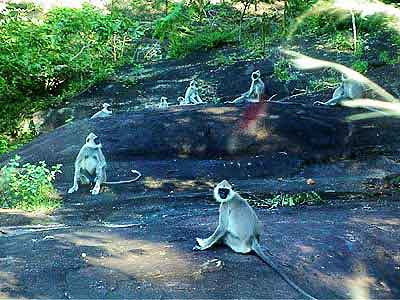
[
  {"left": 248, "top": 191, "right": 323, "bottom": 209},
  {"left": 169, "top": 28, "right": 235, "bottom": 58},
  {"left": 209, "top": 52, "right": 237, "bottom": 67},
  {"left": 0, "top": 4, "right": 143, "bottom": 137},
  {"left": 0, "top": 156, "right": 62, "bottom": 211},
  {"left": 284, "top": 0, "right": 319, "bottom": 23},
  {"left": 153, "top": 3, "right": 236, "bottom": 58},
  {"left": 273, "top": 59, "right": 297, "bottom": 82},
  {"left": 328, "top": 32, "right": 353, "bottom": 51},
  {"left": 308, "top": 76, "right": 340, "bottom": 92},
  {"left": 153, "top": 3, "right": 188, "bottom": 42},
  {"left": 0, "top": 132, "right": 37, "bottom": 156},
  {"left": 351, "top": 59, "right": 369, "bottom": 74},
  {"left": 378, "top": 50, "right": 398, "bottom": 65}
]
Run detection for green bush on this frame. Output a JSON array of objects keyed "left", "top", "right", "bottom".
[
  {"left": 351, "top": 59, "right": 368, "bottom": 74},
  {"left": 168, "top": 29, "right": 235, "bottom": 58},
  {"left": 0, "top": 156, "right": 62, "bottom": 211},
  {"left": 248, "top": 191, "right": 323, "bottom": 209},
  {"left": 154, "top": 3, "right": 236, "bottom": 58},
  {"left": 0, "top": 4, "right": 143, "bottom": 137}
]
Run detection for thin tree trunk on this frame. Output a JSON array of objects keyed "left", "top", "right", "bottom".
[
  {"left": 351, "top": 10, "right": 357, "bottom": 52},
  {"left": 239, "top": 0, "right": 251, "bottom": 43}
]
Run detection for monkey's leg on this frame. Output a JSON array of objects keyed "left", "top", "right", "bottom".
[
  {"left": 196, "top": 95, "right": 204, "bottom": 103},
  {"left": 191, "top": 96, "right": 200, "bottom": 105},
  {"left": 79, "top": 171, "right": 91, "bottom": 185},
  {"left": 194, "top": 226, "right": 226, "bottom": 250},
  {"left": 68, "top": 165, "right": 81, "bottom": 193},
  {"left": 224, "top": 233, "right": 252, "bottom": 253},
  {"left": 91, "top": 164, "right": 105, "bottom": 195},
  {"left": 227, "top": 94, "right": 246, "bottom": 104}
]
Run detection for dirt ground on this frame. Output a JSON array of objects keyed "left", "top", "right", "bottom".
[{"left": 1, "top": 194, "right": 399, "bottom": 299}]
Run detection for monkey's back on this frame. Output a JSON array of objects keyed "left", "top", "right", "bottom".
[{"left": 228, "top": 194, "right": 259, "bottom": 240}]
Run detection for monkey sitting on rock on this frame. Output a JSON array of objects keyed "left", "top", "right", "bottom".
[
  {"left": 194, "top": 180, "right": 317, "bottom": 300},
  {"left": 68, "top": 133, "right": 141, "bottom": 195},
  {"left": 314, "top": 75, "right": 364, "bottom": 106},
  {"left": 179, "top": 80, "right": 204, "bottom": 105},
  {"left": 90, "top": 103, "right": 112, "bottom": 119},
  {"left": 227, "top": 70, "right": 265, "bottom": 104}
]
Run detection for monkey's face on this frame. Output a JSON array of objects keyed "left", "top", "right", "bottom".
[
  {"left": 85, "top": 133, "right": 101, "bottom": 148},
  {"left": 214, "top": 180, "right": 234, "bottom": 203},
  {"left": 103, "top": 103, "right": 111, "bottom": 109},
  {"left": 190, "top": 80, "right": 197, "bottom": 88},
  {"left": 252, "top": 70, "right": 261, "bottom": 81}
]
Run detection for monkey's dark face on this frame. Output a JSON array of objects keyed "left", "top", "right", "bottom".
[
  {"left": 218, "top": 188, "right": 230, "bottom": 199},
  {"left": 252, "top": 70, "right": 261, "bottom": 80},
  {"left": 214, "top": 180, "right": 233, "bottom": 202},
  {"left": 86, "top": 133, "right": 101, "bottom": 148}
]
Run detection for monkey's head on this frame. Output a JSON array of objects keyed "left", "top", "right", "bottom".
[
  {"left": 103, "top": 103, "right": 111, "bottom": 109},
  {"left": 160, "top": 97, "right": 168, "bottom": 103},
  {"left": 214, "top": 180, "right": 234, "bottom": 203},
  {"left": 251, "top": 70, "right": 261, "bottom": 81},
  {"left": 190, "top": 80, "right": 197, "bottom": 88},
  {"left": 85, "top": 132, "right": 102, "bottom": 148}
]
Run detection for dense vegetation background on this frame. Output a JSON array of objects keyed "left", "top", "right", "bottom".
[{"left": 1, "top": 0, "right": 399, "bottom": 154}]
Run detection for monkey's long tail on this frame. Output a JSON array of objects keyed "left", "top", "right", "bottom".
[
  {"left": 104, "top": 170, "right": 142, "bottom": 185},
  {"left": 251, "top": 240, "right": 317, "bottom": 300}
]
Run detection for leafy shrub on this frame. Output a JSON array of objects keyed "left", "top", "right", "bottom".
[
  {"left": 154, "top": 3, "right": 236, "bottom": 58},
  {"left": 351, "top": 59, "right": 369, "bottom": 74},
  {"left": 169, "top": 29, "right": 235, "bottom": 58},
  {"left": 273, "top": 59, "right": 298, "bottom": 82},
  {"left": 284, "top": 0, "right": 319, "bottom": 20},
  {"left": 0, "top": 156, "right": 62, "bottom": 211},
  {"left": 328, "top": 32, "right": 353, "bottom": 51},
  {"left": 248, "top": 191, "right": 323, "bottom": 209},
  {"left": 378, "top": 50, "right": 398, "bottom": 65},
  {"left": 0, "top": 4, "right": 143, "bottom": 137},
  {"left": 0, "top": 133, "right": 36, "bottom": 156},
  {"left": 153, "top": 3, "right": 189, "bottom": 42}
]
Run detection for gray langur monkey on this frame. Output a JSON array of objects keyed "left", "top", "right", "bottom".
[
  {"left": 68, "top": 133, "right": 141, "bottom": 195},
  {"left": 227, "top": 70, "right": 265, "bottom": 104},
  {"left": 194, "top": 180, "right": 317, "bottom": 300},
  {"left": 183, "top": 80, "right": 204, "bottom": 105},
  {"left": 90, "top": 103, "right": 112, "bottom": 119},
  {"left": 177, "top": 96, "right": 187, "bottom": 106},
  {"left": 158, "top": 96, "right": 169, "bottom": 109},
  {"left": 314, "top": 75, "right": 364, "bottom": 106}
]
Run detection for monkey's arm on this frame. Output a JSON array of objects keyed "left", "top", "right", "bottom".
[
  {"left": 194, "top": 203, "right": 228, "bottom": 250},
  {"left": 313, "top": 95, "right": 342, "bottom": 106},
  {"left": 247, "top": 81, "right": 256, "bottom": 97},
  {"left": 68, "top": 148, "right": 85, "bottom": 193}
]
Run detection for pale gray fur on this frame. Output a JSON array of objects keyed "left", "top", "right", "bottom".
[
  {"left": 158, "top": 97, "right": 169, "bottom": 109},
  {"left": 227, "top": 70, "right": 265, "bottom": 104},
  {"left": 177, "top": 96, "right": 187, "bottom": 106},
  {"left": 194, "top": 180, "right": 317, "bottom": 300},
  {"left": 183, "top": 80, "right": 204, "bottom": 105},
  {"left": 68, "top": 133, "right": 141, "bottom": 195},
  {"left": 90, "top": 103, "right": 112, "bottom": 119},
  {"left": 314, "top": 76, "right": 364, "bottom": 106}
]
